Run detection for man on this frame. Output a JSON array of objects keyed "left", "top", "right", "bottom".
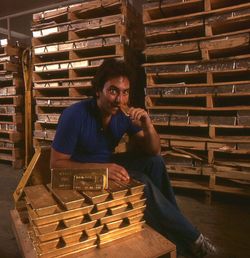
[{"left": 51, "top": 58, "right": 217, "bottom": 257}]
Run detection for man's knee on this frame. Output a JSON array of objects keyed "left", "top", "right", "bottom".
[{"left": 145, "top": 155, "right": 166, "bottom": 170}]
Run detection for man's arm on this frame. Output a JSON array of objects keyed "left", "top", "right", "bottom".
[
  {"left": 50, "top": 148, "right": 130, "bottom": 182},
  {"left": 127, "top": 107, "right": 161, "bottom": 155}
]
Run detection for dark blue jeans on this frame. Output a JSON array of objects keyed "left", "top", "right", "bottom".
[{"left": 112, "top": 153, "right": 200, "bottom": 255}]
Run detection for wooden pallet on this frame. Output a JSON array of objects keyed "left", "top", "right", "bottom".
[
  {"left": 143, "top": 0, "right": 250, "bottom": 196},
  {"left": 35, "top": 97, "right": 85, "bottom": 107},
  {"left": 0, "top": 131, "right": 23, "bottom": 142},
  {"left": 33, "top": 35, "right": 125, "bottom": 64},
  {"left": 33, "top": 129, "right": 56, "bottom": 141},
  {"left": 31, "top": 14, "right": 125, "bottom": 46},
  {"left": 0, "top": 121, "right": 23, "bottom": 132},
  {"left": 69, "top": 0, "right": 126, "bottom": 21},
  {"left": 0, "top": 86, "right": 23, "bottom": 96},
  {"left": 0, "top": 105, "right": 20, "bottom": 114},
  {"left": 143, "top": 0, "right": 204, "bottom": 23},
  {"left": 144, "top": 30, "right": 250, "bottom": 62},
  {"left": 0, "top": 61, "right": 19, "bottom": 72},
  {"left": 0, "top": 112, "right": 23, "bottom": 123},
  {"left": 0, "top": 146, "right": 24, "bottom": 168},
  {"left": 0, "top": 43, "right": 20, "bottom": 57},
  {"left": 146, "top": 81, "right": 250, "bottom": 96},
  {"left": 33, "top": 76, "right": 93, "bottom": 89},
  {"left": 32, "top": 59, "right": 108, "bottom": 82},
  {"left": 0, "top": 72, "right": 22, "bottom": 87},
  {"left": 170, "top": 172, "right": 250, "bottom": 197},
  {"left": 143, "top": 2, "right": 250, "bottom": 43},
  {"left": 0, "top": 95, "right": 23, "bottom": 106}
]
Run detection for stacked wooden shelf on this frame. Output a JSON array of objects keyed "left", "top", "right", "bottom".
[
  {"left": 143, "top": 0, "right": 250, "bottom": 196},
  {"left": 0, "top": 39, "right": 24, "bottom": 168},
  {"left": 31, "top": 0, "right": 144, "bottom": 147},
  {"left": 23, "top": 179, "right": 145, "bottom": 257}
]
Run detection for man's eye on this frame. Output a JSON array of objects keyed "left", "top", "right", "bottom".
[
  {"left": 123, "top": 90, "right": 129, "bottom": 95},
  {"left": 109, "top": 88, "right": 118, "bottom": 95}
]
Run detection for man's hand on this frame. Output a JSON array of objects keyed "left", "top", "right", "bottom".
[
  {"left": 128, "top": 107, "right": 152, "bottom": 129},
  {"left": 107, "top": 163, "right": 130, "bottom": 182}
]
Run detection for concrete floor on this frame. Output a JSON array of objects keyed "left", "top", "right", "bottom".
[{"left": 0, "top": 163, "right": 250, "bottom": 258}]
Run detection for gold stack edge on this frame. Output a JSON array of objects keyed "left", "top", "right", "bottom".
[{"left": 23, "top": 178, "right": 145, "bottom": 257}]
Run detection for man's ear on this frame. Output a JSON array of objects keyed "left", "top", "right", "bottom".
[{"left": 96, "top": 91, "right": 100, "bottom": 98}]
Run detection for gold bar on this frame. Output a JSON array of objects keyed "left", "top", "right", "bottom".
[
  {"left": 48, "top": 184, "right": 86, "bottom": 210},
  {"left": 33, "top": 218, "right": 97, "bottom": 242},
  {"left": 119, "top": 178, "right": 145, "bottom": 195},
  {"left": 109, "top": 203, "right": 128, "bottom": 215},
  {"left": 126, "top": 213, "right": 144, "bottom": 225},
  {"left": 62, "top": 232, "right": 84, "bottom": 245},
  {"left": 88, "top": 208, "right": 107, "bottom": 220},
  {"left": 107, "top": 180, "right": 128, "bottom": 199},
  {"left": 129, "top": 198, "right": 146, "bottom": 209},
  {"left": 105, "top": 219, "right": 123, "bottom": 231},
  {"left": 37, "top": 237, "right": 97, "bottom": 258},
  {"left": 85, "top": 225, "right": 104, "bottom": 237},
  {"left": 63, "top": 216, "right": 84, "bottom": 228},
  {"left": 32, "top": 221, "right": 59, "bottom": 235},
  {"left": 100, "top": 206, "right": 146, "bottom": 225},
  {"left": 98, "top": 221, "right": 145, "bottom": 245},
  {"left": 51, "top": 168, "right": 108, "bottom": 190},
  {"left": 27, "top": 203, "right": 94, "bottom": 226},
  {"left": 96, "top": 192, "right": 143, "bottom": 211},
  {"left": 81, "top": 190, "right": 109, "bottom": 204},
  {"left": 24, "top": 185, "right": 57, "bottom": 217},
  {"left": 36, "top": 238, "right": 60, "bottom": 253}
]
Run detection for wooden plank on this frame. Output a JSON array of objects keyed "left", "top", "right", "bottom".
[
  {"left": 144, "top": 56, "right": 250, "bottom": 73},
  {"left": 69, "top": 0, "right": 123, "bottom": 20},
  {"left": 145, "top": 18, "right": 204, "bottom": 43},
  {"left": 144, "top": 2, "right": 250, "bottom": 26},
  {"left": 33, "top": 6, "right": 69, "bottom": 24},
  {"left": 10, "top": 209, "right": 37, "bottom": 258},
  {"left": 35, "top": 97, "right": 83, "bottom": 107},
  {"left": 143, "top": 0, "right": 203, "bottom": 23},
  {"left": 209, "top": 0, "right": 249, "bottom": 10},
  {"left": 33, "top": 129, "right": 56, "bottom": 141}
]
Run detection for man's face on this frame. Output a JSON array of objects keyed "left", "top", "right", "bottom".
[{"left": 96, "top": 76, "right": 130, "bottom": 116}]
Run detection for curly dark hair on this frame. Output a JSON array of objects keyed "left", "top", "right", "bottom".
[{"left": 92, "top": 58, "right": 132, "bottom": 96}]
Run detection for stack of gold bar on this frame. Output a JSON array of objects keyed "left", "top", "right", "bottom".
[{"left": 24, "top": 179, "right": 145, "bottom": 257}]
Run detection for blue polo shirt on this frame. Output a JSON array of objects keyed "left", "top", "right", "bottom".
[{"left": 52, "top": 98, "right": 142, "bottom": 163}]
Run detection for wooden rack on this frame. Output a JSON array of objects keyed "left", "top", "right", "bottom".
[
  {"left": 143, "top": 0, "right": 250, "bottom": 197},
  {"left": 0, "top": 39, "right": 24, "bottom": 168}
]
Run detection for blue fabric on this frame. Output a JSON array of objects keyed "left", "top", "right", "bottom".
[
  {"left": 112, "top": 153, "right": 200, "bottom": 255},
  {"left": 52, "top": 98, "right": 141, "bottom": 163}
]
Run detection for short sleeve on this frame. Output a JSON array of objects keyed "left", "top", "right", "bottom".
[{"left": 52, "top": 105, "right": 82, "bottom": 155}]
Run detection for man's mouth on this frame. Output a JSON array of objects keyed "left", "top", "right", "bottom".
[{"left": 119, "top": 105, "right": 130, "bottom": 116}]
